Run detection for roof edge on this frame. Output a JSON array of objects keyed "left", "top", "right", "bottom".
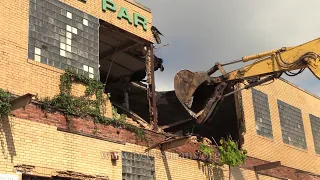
[{"left": 279, "top": 77, "right": 320, "bottom": 100}]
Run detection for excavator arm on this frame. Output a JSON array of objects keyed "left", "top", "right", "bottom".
[{"left": 174, "top": 37, "right": 320, "bottom": 124}]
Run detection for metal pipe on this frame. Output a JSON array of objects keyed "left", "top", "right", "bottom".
[
  {"left": 223, "top": 75, "right": 276, "bottom": 98},
  {"left": 221, "top": 59, "right": 243, "bottom": 66}
]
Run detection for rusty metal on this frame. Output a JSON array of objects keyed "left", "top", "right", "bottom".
[
  {"left": 112, "top": 101, "right": 151, "bottom": 130},
  {"left": 217, "top": 63, "right": 229, "bottom": 79},
  {"left": 234, "top": 82, "right": 245, "bottom": 147},
  {"left": 174, "top": 62, "right": 231, "bottom": 110},
  {"left": 174, "top": 68, "right": 229, "bottom": 124},
  {"left": 174, "top": 71, "right": 277, "bottom": 124},
  {"left": 223, "top": 75, "right": 276, "bottom": 98},
  {"left": 174, "top": 70, "right": 210, "bottom": 108},
  {"left": 197, "top": 82, "right": 228, "bottom": 124},
  {"left": 145, "top": 45, "right": 158, "bottom": 131},
  {"left": 159, "top": 118, "right": 193, "bottom": 130},
  {"left": 206, "top": 64, "right": 219, "bottom": 76}
]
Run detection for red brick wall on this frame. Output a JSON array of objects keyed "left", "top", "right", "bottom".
[
  {"left": 11, "top": 103, "right": 320, "bottom": 179},
  {"left": 12, "top": 103, "right": 199, "bottom": 154}
]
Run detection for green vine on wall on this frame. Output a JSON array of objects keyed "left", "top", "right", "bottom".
[
  {"left": 39, "top": 69, "right": 147, "bottom": 141},
  {"left": 198, "top": 136, "right": 247, "bottom": 167},
  {"left": 0, "top": 89, "right": 12, "bottom": 117}
]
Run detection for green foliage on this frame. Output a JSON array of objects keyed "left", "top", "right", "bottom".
[
  {"left": 0, "top": 89, "right": 12, "bottom": 117},
  {"left": 218, "top": 136, "right": 247, "bottom": 167},
  {"left": 199, "top": 142, "right": 214, "bottom": 155},
  {"left": 198, "top": 136, "right": 248, "bottom": 167},
  {"left": 40, "top": 69, "right": 146, "bottom": 141},
  {"left": 112, "top": 106, "right": 127, "bottom": 122}
]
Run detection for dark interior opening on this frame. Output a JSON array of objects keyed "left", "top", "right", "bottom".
[
  {"left": 97, "top": 19, "right": 241, "bottom": 144},
  {"left": 98, "top": 19, "right": 151, "bottom": 123},
  {"left": 157, "top": 86, "right": 240, "bottom": 145}
]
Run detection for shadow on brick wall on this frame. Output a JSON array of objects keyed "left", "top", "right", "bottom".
[
  {"left": 0, "top": 116, "right": 16, "bottom": 163},
  {"left": 197, "top": 161, "right": 225, "bottom": 180},
  {"left": 161, "top": 151, "right": 172, "bottom": 180},
  {"left": 230, "top": 167, "right": 245, "bottom": 180}
]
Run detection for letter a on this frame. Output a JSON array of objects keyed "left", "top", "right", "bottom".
[{"left": 117, "top": 7, "right": 132, "bottom": 24}]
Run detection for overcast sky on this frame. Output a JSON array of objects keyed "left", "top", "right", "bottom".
[{"left": 137, "top": 0, "right": 320, "bottom": 96}]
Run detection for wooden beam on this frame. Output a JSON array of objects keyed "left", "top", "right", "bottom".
[
  {"left": 159, "top": 118, "right": 193, "bottom": 130},
  {"left": 145, "top": 137, "right": 174, "bottom": 152},
  {"left": 124, "top": 89, "right": 129, "bottom": 109},
  {"left": 253, "top": 161, "right": 281, "bottom": 171},
  {"left": 145, "top": 136, "right": 192, "bottom": 152},
  {"left": 9, "top": 93, "right": 34, "bottom": 111},
  {"left": 145, "top": 45, "right": 158, "bottom": 131},
  {"left": 161, "top": 136, "right": 191, "bottom": 151},
  {"left": 130, "top": 82, "right": 148, "bottom": 90},
  {"left": 111, "top": 101, "right": 151, "bottom": 129}
]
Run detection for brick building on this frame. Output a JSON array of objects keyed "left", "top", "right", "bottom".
[{"left": 0, "top": 0, "right": 319, "bottom": 179}]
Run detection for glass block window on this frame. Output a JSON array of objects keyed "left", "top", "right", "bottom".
[
  {"left": 251, "top": 89, "right": 273, "bottom": 139},
  {"left": 310, "top": 114, "right": 320, "bottom": 154},
  {"left": 277, "top": 100, "right": 307, "bottom": 149},
  {"left": 122, "top": 151, "right": 155, "bottom": 180},
  {"left": 28, "top": 0, "right": 100, "bottom": 79}
]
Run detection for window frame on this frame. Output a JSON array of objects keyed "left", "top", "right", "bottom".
[
  {"left": 27, "top": 0, "right": 100, "bottom": 79},
  {"left": 121, "top": 151, "right": 156, "bottom": 180},
  {"left": 309, "top": 114, "right": 320, "bottom": 154},
  {"left": 277, "top": 100, "right": 307, "bottom": 149},
  {"left": 251, "top": 88, "right": 274, "bottom": 139}
]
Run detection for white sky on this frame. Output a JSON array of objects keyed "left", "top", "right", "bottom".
[{"left": 138, "top": 0, "right": 320, "bottom": 96}]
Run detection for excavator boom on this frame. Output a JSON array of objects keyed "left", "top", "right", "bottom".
[{"left": 174, "top": 37, "right": 320, "bottom": 124}]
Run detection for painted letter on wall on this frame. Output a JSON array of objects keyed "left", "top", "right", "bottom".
[
  {"left": 102, "top": 0, "right": 117, "bottom": 12},
  {"left": 133, "top": 13, "right": 147, "bottom": 31},
  {"left": 117, "top": 7, "right": 133, "bottom": 24}
]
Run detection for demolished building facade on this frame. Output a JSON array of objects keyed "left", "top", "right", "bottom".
[{"left": 0, "top": 0, "right": 319, "bottom": 179}]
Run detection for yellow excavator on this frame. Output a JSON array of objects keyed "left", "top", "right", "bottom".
[{"left": 174, "top": 37, "right": 320, "bottom": 124}]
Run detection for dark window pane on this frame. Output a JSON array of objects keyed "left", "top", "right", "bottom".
[
  {"left": 122, "top": 151, "right": 155, "bottom": 180},
  {"left": 310, "top": 114, "right": 320, "bottom": 154},
  {"left": 27, "top": 0, "right": 99, "bottom": 79},
  {"left": 252, "top": 89, "right": 273, "bottom": 139},
  {"left": 277, "top": 100, "right": 307, "bottom": 149}
]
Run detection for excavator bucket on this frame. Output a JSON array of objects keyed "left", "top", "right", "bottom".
[
  {"left": 174, "top": 70, "right": 227, "bottom": 124},
  {"left": 174, "top": 70, "right": 209, "bottom": 108}
]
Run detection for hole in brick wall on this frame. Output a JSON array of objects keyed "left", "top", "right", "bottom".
[{"left": 98, "top": 20, "right": 151, "bottom": 123}]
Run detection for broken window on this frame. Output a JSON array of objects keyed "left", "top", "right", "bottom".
[
  {"left": 251, "top": 89, "right": 273, "bottom": 139},
  {"left": 309, "top": 114, "right": 320, "bottom": 154},
  {"left": 122, "top": 151, "right": 155, "bottom": 180},
  {"left": 27, "top": 0, "right": 100, "bottom": 79},
  {"left": 277, "top": 100, "right": 307, "bottom": 149}
]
